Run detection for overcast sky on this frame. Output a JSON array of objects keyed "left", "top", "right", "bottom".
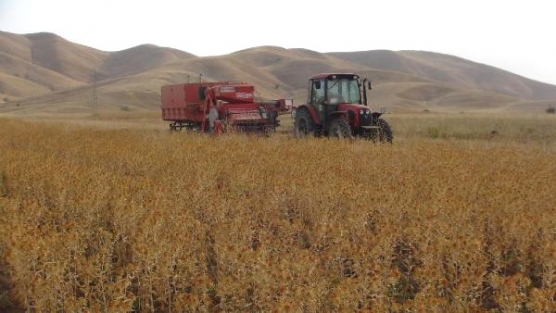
[{"left": 1, "top": 0, "right": 556, "bottom": 85}]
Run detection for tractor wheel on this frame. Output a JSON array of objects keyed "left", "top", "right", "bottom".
[
  {"left": 262, "top": 124, "right": 274, "bottom": 137},
  {"left": 294, "top": 109, "right": 315, "bottom": 138},
  {"left": 377, "top": 118, "right": 394, "bottom": 143},
  {"left": 329, "top": 118, "right": 353, "bottom": 139},
  {"left": 169, "top": 123, "right": 183, "bottom": 132}
]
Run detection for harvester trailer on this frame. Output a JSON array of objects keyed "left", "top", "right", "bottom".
[
  {"left": 293, "top": 73, "right": 393, "bottom": 142},
  {"left": 161, "top": 81, "right": 292, "bottom": 134}
]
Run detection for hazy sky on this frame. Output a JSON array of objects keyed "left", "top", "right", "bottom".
[{"left": 1, "top": 0, "right": 556, "bottom": 85}]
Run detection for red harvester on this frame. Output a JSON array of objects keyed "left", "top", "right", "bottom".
[{"left": 161, "top": 81, "right": 292, "bottom": 134}]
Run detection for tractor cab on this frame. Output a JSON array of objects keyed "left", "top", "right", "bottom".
[
  {"left": 309, "top": 73, "right": 363, "bottom": 105},
  {"left": 308, "top": 73, "right": 367, "bottom": 124}
]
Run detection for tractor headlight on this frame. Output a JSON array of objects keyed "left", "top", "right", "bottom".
[{"left": 359, "top": 109, "right": 365, "bottom": 115}]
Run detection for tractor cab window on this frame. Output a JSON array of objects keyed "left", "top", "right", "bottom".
[
  {"left": 310, "top": 79, "right": 325, "bottom": 105},
  {"left": 326, "top": 78, "right": 361, "bottom": 104}
]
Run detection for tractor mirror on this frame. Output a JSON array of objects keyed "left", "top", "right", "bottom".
[{"left": 368, "top": 80, "right": 372, "bottom": 90}]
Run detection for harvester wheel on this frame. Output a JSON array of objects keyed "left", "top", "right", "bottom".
[
  {"left": 262, "top": 125, "right": 275, "bottom": 137},
  {"left": 169, "top": 123, "right": 182, "bottom": 132},
  {"left": 329, "top": 118, "right": 353, "bottom": 139},
  {"left": 294, "top": 109, "right": 315, "bottom": 138},
  {"left": 369, "top": 118, "right": 393, "bottom": 143}
]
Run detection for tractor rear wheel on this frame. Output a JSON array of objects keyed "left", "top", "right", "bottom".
[
  {"left": 294, "top": 109, "right": 315, "bottom": 138},
  {"left": 329, "top": 118, "right": 353, "bottom": 139}
]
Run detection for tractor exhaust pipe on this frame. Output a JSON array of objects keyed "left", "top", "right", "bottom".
[{"left": 362, "top": 77, "right": 371, "bottom": 106}]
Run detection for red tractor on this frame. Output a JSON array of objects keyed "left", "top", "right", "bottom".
[
  {"left": 161, "top": 81, "right": 292, "bottom": 134},
  {"left": 293, "top": 73, "right": 393, "bottom": 142}
]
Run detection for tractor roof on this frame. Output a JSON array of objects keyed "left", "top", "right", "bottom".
[{"left": 309, "top": 73, "right": 360, "bottom": 80}]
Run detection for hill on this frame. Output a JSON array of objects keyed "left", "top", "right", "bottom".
[
  {"left": 1, "top": 31, "right": 555, "bottom": 115},
  {"left": 330, "top": 50, "right": 556, "bottom": 100}
]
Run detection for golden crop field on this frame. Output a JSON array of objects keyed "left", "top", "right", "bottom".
[{"left": 1, "top": 114, "right": 555, "bottom": 312}]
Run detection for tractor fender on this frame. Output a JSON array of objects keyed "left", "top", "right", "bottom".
[
  {"left": 371, "top": 112, "right": 384, "bottom": 120},
  {"left": 294, "top": 104, "right": 320, "bottom": 125}
]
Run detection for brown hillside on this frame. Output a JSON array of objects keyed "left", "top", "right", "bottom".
[
  {"left": 98, "top": 44, "right": 196, "bottom": 79},
  {"left": 330, "top": 50, "right": 556, "bottom": 100},
  {"left": 149, "top": 52, "right": 291, "bottom": 99},
  {"left": 24, "top": 32, "right": 107, "bottom": 82},
  {"left": 0, "top": 52, "right": 82, "bottom": 98},
  {"left": 0, "top": 31, "right": 34, "bottom": 61},
  {"left": 230, "top": 46, "right": 295, "bottom": 68},
  {"left": 0, "top": 31, "right": 85, "bottom": 100},
  {"left": 1, "top": 31, "right": 556, "bottom": 115},
  {"left": 400, "top": 51, "right": 556, "bottom": 100},
  {"left": 0, "top": 32, "right": 198, "bottom": 104}
]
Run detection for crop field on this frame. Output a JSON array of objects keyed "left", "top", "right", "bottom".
[{"left": 1, "top": 113, "right": 555, "bottom": 312}]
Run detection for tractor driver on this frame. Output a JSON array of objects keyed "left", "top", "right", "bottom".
[
  {"left": 208, "top": 102, "right": 219, "bottom": 133},
  {"left": 327, "top": 83, "right": 344, "bottom": 104},
  {"left": 328, "top": 92, "right": 344, "bottom": 104}
]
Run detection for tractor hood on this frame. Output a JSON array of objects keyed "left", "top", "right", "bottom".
[
  {"left": 337, "top": 103, "right": 383, "bottom": 128},
  {"left": 338, "top": 103, "right": 373, "bottom": 116}
]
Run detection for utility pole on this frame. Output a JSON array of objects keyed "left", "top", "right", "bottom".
[{"left": 90, "top": 68, "right": 98, "bottom": 112}]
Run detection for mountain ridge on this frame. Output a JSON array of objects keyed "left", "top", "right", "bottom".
[{"left": 1, "top": 31, "right": 555, "bottom": 114}]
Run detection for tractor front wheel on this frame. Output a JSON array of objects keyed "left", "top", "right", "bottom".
[
  {"left": 329, "top": 118, "right": 353, "bottom": 139},
  {"left": 368, "top": 118, "right": 393, "bottom": 143},
  {"left": 294, "top": 109, "right": 315, "bottom": 138}
]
